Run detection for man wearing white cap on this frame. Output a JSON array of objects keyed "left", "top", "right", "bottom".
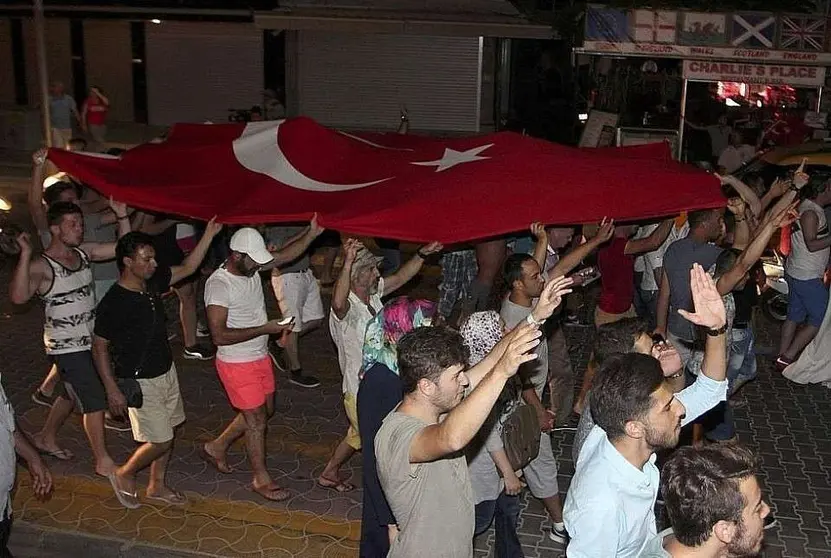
[
  {"left": 319, "top": 237, "right": 442, "bottom": 492},
  {"left": 202, "top": 218, "right": 323, "bottom": 502}
]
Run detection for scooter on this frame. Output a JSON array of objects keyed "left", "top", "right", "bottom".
[{"left": 759, "top": 250, "right": 789, "bottom": 322}]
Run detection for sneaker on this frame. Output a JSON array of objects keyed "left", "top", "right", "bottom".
[
  {"left": 549, "top": 523, "right": 568, "bottom": 544},
  {"left": 196, "top": 322, "right": 211, "bottom": 338},
  {"left": 269, "top": 343, "right": 289, "bottom": 373},
  {"left": 105, "top": 416, "right": 131, "bottom": 432},
  {"left": 763, "top": 514, "right": 778, "bottom": 530},
  {"left": 183, "top": 344, "right": 215, "bottom": 360},
  {"left": 290, "top": 370, "right": 320, "bottom": 389},
  {"left": 32, "top": 389, "right": 57, "bottom": 408}
]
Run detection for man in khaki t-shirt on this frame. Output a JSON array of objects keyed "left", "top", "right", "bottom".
[{"left": 375, "top": 277, "right": 570, "bottom": 557}]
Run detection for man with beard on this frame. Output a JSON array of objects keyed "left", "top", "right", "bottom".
[
  {"left": 9, "top": 200, "right": 130, "bottom": 477},
  {"left": 374, "top": 275, "right": 570, "bottom": 558},
  {"left": 640, "top": 444, "right": 770, "bottom": 558},
  {"left": 564, "top": 264, "right": 729, "bottom": 558},
  {"left": 201, "top": 223, "right": 322, "bottom": 502},
  {"left": 321, "top": 238, "right": 442, "bottom": 492}
]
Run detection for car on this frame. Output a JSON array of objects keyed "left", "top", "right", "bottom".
[{"left": 735, "top": 140, "right": 831, "bottom": 186}]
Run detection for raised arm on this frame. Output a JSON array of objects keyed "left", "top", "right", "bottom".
[
  {"left": 655, "top": 269, "right": 671, "bottom": 337},
  {"left": 331, "top": 238, "right": 359, "bottom": 320},
  {"left": 721, "top": 175, "right": 762, "bottom": 218},
  {"left": 717, "top": 203, "right": 798, "bottom": 296},
  {"left": 28, "top": 150, "right": 49, "bottom": 233},
  {"left": 9, "top": 234, "right": 49, "bottom": 304},
  {"left": 548, "top": 218, "right": 614, "bottom": 278},
  {"left": 678, "top": 264, "right": 727, "bottom": 383},
  {"left": 267, "top": 214, "right": 324, "bottom": 268},
  {"left": 382, "top": 241, "right": 443, "bottom": 295},
  {"left": 728, "top": 199, "right": 750, "bottom": 250},
  {"left": 530, "top": 222, "right": 548, "bottom": 270},
  {"left": 169, "top": 218, "right": 223, "bottom": 285},
  {"left": 81, "top": 198, "right": 130, "bottom": 261},
  {"left": 624, "top": 219, "right": 674, "bottom": 256},
  {"left": 466, "top": 276, "right": 572, "bottom": 389},
  {"left": 407, "top": 324, "right": 541, "bottom": 463}
]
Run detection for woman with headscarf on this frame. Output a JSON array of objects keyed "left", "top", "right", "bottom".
[
  {"left": 357, "top": 296, "right": 436, "bottom": 558},
  {"left": 460, "top": 311, "right": 525, "bottom": 558}
]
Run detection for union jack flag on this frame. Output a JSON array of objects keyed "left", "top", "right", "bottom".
[{"left": 780, "top": 15, "right": 826, "bottom": 51}]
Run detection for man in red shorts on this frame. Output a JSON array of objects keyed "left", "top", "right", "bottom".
[{"left": 202, "top": 221, "right": 323, "bottom": 501}]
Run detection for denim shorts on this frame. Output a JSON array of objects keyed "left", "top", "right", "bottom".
[{"left": 786, "top": 276, "right": 829, "bottom": 327}]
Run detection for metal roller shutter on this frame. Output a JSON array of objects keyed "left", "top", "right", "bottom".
[
  {"left": 24, "top": 18, "right": 72, "bottom": 107},
  {"left": 83, "top": 20, "right": 133, "bottom": 122},
  {"left": 294, "top": 31, "right": 482, "bottom": 133},
  {"left": 145, "top": 22, "right": 263, "bottom": 126},
  {"left": 0, "top": 19, "right": 14, "bottom": 105}
]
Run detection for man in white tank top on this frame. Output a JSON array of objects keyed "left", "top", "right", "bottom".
[
  {"left": 778, "top": 180, "right": 831, "bottom": 368},
  {"left": 9, "top": 199, "right": 131, "bottom": 478}
]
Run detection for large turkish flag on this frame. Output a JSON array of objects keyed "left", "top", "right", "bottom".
[{"left": 48, "top": 117, "right": 724, "bottom": 243}]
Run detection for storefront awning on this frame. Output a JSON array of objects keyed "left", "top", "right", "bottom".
[{"left": 254, "top": 0, "right": 554, "bottom": 39}]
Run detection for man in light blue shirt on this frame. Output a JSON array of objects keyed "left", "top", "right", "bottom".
[
  {"left": 564, "top": 264, "right": 729, "bottom": 558},
  {"left": 49, "top": 81, "right": 80, "bottom": 148}
]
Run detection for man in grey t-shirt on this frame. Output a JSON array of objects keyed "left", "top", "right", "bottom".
[
  {"left": 657, "top": 209, "right": 723, "bottom": 368},
  {"left": 375, "top": 282, "right": 566, "bottom": 557}
]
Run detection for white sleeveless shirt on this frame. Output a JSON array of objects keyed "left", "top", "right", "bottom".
[
  {"left": 787, "top": 199, "right": 830, "bottom": 281},
  {"left": 40, "top": 248, "right": 96, "bottom": 354}
]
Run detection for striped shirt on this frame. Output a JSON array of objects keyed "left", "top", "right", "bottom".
[{"left": 40, "top": 248, "right": 96, "bottom": 354}]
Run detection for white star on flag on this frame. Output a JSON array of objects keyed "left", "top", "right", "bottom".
[{"left": 411, "top": 144, "right": 493, "bottom": 172}]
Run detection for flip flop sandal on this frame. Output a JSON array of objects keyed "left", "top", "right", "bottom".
[
  {"left": 107, "top": 473, "right": 141, "bottom": 509},
  {"left": 317, "top": 476, "right": 355, "bottom": 493},
  {"left": 199, "top": 446, "right": 234, "bottom": 474},
  {"left": 147, "top": 490, "right": 187, "bottom": 506},
  {"left": 249, "top": 483, "right": 291, "bottom": 502},
  {"left": 36, "top": 447, "right": 74, "bottom": 461}
]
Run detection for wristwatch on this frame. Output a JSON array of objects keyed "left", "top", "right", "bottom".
[
  {"left": 526, "top": 313, "right": 546, "bottom": 327},
  {"left": 706, "top": 323, "right": 727, "bottom": 337}
]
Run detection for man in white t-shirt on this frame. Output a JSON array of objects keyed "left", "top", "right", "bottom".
[
  {"left": 639, "top": 222, "right": 688, "bottom": 328},
  {"left": 202, "top": 222, "right": 322, "bottom": 502},
  {"left": 320, "top": 238, "right": 442, "bottom": 492}
]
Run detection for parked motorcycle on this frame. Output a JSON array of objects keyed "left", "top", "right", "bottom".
[{"left": 759, "top": 250, "right": 788, "bottom": 322}]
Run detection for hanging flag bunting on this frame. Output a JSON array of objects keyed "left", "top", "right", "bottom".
[
  {"left": 631, "top": 10, "right": 677, "bottom": 43},
  {"left": 678, "top": 12, "right": 728, "bottom": 46},
  {"left": 731, "top": 13, "right": 777, "bottom": 49},
  {"left": 779, "top": 14, "right": 827, "bottom": 51},
  {"left": 585, "top": 6, "right": 629, "bottom": 43}
]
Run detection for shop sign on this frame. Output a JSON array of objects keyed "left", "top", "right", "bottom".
[{"left": 682, "top": 60, "right": 826, "bottom": 86}]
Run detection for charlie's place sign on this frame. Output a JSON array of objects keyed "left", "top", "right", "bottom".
[
  {"left": 579, "top": 40, "right": 831, "bottom": 65},
  {"left": 682, "top": 60, "right": 827, "bottom": 86}
]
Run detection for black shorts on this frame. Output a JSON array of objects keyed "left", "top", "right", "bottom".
[{"left": 51, "top": 351, "right": 107, "bottom": 414}]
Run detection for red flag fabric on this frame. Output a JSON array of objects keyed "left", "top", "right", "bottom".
[{"left": 48, "top": 117, "right": 724, "bottom": 244}]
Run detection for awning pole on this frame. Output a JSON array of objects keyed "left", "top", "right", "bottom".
[
  {"left": 677, "top": 77, "right": 688, "bottom": 161},
  {"left": 818, "top": 85, "right": 824, "bottom": 112}
]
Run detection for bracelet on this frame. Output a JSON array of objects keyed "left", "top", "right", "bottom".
[
  {"left": 734, "top": 217, "right": 745, "bottom": 222},
  {"left": 706, "top": 324, "right": 727, "bottom": 337},
  {"left": 416, "top": 250, "right": 428, "bottom": 259},
  {"left": 525, "top": 313, "right": 546, "bottom": 327}
]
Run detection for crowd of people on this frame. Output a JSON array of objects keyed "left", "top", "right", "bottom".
[{"left": 1, "top": 127, "right": 828, "bottom": 558}]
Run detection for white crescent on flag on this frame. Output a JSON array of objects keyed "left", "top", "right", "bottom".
[{"left": 232, "top": 120, "right": 393, "bottom": 192}]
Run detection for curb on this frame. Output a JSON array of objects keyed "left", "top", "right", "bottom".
[{"left": 13, "top": 471, "right": 361, "bottom": 557}]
